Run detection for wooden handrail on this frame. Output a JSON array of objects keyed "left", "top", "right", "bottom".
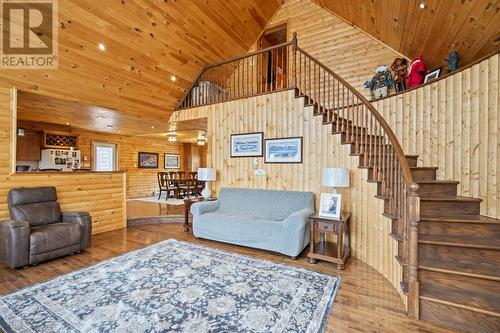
[
  {"left": 296, "top": 46, "right": 415, "bottom": 187},
  {"left": 204, "top": 40, "right": 294, "bottom": 70}
]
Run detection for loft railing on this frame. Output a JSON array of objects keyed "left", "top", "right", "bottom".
[{"left": 178, "top": 33, "right": 421, "bottom": 319}]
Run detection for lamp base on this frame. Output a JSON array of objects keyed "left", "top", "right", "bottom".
[{"left": 201, "top": 187, "right": 212, "bottom": 200}]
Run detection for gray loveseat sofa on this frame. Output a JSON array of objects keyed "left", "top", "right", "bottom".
[{"left": 191, "top": 188, "right": 314, "bottom": 258}]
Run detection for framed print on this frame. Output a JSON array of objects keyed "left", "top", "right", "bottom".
[
  {"left": 230, "top": 132, "right": 264, "bottom": 158},
  {"left": 424, "top": 68, "right": 441, "bottom": 83},
  {"left": 265, "top": 137, "right": 303, "bottom": 164},
  {"left": 319, "top": 193, "right": 341, "bottom": 219},
  {"left": 164, "top": 153, "right": 180, "bottom": 169},
  {"left": 138, "top": 152, "right": 158, "bottom": 168}
]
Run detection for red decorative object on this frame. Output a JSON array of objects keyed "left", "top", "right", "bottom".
[{"left": 407, "top": 56, "right": 428, "bottom": 88}]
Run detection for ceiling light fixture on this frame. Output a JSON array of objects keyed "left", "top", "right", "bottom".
[
  {"left": 97, "top": 115, "right": 104, "bottom": 119},
  {"left": 170, "top": 75, "right": 177, "bottom": 82},
  {"left": 167, "top": 134, "right": 177, "bottom": 142},
  {"left": 65, "top": 122, "right": 70, "bottom": 125},
  {"left": 197, "top": 138, "right": 206, "bottom": 146},
  {"left": 98, "top": 43, "right": 106, "bottom": 51},
  {"left": 419, "top": 2, "right": 426, "bottom": 9}
]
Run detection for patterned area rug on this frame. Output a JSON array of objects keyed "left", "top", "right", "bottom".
[
  {"left": 130, "top": 196, "right": 186, "bottom": 205},
  {"left": 0, "top": 239, "right": 340, "bottom": 333}
]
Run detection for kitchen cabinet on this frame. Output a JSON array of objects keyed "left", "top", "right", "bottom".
[{"left": 17, "top": 131, "right": 41, "bottom": 161}]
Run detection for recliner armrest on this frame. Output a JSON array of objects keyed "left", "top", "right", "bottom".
[
  {"left": 0, "top": 220, "right": 30, "bottom": 268},
  {"left": 62, "top": 212, "right": 92, "bottom": 249},
  {"left": 191, "top": 200, "right": 219, "bottom": 217}
]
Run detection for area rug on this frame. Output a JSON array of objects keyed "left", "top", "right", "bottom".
[
  {"left": 0, "top": 239, "right": 340, "bottom": 333},
  {"left": 129, "top": 196, "right": 186, "bottom": 205}
]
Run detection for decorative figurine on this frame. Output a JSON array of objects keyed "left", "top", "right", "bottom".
[
  {"left": 390, "top": 57, "right": 408, "bottom": 92},
  {"left": 364, "top": 65, "right": 393, "bottom": 100},
  {"left": 447, "top": 51, "right": 459, "bottom": 73},
  {"left": 407, "top": 56, "right": 427, "bottom": 88}
]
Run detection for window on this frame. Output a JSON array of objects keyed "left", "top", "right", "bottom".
[{"left": 93, "top": 142, "right": 118, "bottom": 171}]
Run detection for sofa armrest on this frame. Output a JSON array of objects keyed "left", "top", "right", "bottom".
[
  {"left": 191, "top": 200, "right": 219, "bottom": 217},
  {"left": 62, "top": 212, "right": 92, "bottom": 249},
  {"left": 0, "top": 220, "right": 30, "bottom": 268},
  {"left": 285, "top": 208, "right": 314, "bottom": 227}
]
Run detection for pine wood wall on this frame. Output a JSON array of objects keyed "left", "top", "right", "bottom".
[
  {"left": 375, "top": 53, "right": 500, "bottom": 219},
  {"left": 0, "top": 88, "right": 126, "bottom": 234},
  {"left": 171, "top": 89, "right": 403, "bottom": 297},
  {"left": 18, "top": 121, "right": 185, "bottom": 199},
  {"left": 266, "top": 0, "right": 404, "bottom": 97}
]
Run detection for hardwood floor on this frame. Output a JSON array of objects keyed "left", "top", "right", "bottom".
[
  {"left": 126, "top": 199, "right": 185, "bottom": 219},
  {"left": 0, "top": 223, "right": 458, "bottom": 333}
]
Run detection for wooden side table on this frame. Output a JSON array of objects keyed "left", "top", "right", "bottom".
[
  {"left": 183, "top": 197, "right": 217, "bottom": 232},
  {"left": 307, "top": 213, "right": 351, "bottom": 269}
]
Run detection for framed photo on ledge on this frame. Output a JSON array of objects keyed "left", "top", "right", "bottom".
[
  {"left": 424, "top": 68, "right": 441, "bottom": 83},
  {"left": 319, "top": 193, "right": 341, "bottom": 219},
  {"left": 265, "top": 137, "right": 303, "bottom": 164},
  {"left": 164, "top": 154, "right": 180, "bottom": 169},
  {"left": 230, "top": 132, "right": 264, "bottom": 158},
  {"left": 138, "top": 152, "right": 159, "bottom": 169}
]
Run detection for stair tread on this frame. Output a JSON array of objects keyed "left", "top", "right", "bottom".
[
  {"left": 419, "top": 257, "right": 500, "bottom": 281},
  {"left": 419, "top": 234, "right": 500, "bottom": 250},
  {"left": 420, "top": 196, "right": 482, "bottom": 202},
  {"left": 420, "top": 215, "right": 500, "bottom": 224},
  {"left": 419, "top": 296, "right": 500, "bottom": 318}
]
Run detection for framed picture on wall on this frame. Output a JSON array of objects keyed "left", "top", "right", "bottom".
[
  {"left": 164, "top": 153, "right": 180, "bottom": 169},
  {"left": 138, "top": 152, "right": 158, "bottom": 168},
  {"left": 230, "top": 132, "right": 263, "bottom": 157},
  {"left": 264, "top": 137, "right": 303, "bottom": 164},
  {"left": 319, "top": 193, "right": 341, "bottom": 219},
  {"left": 424, "top": 68, "right": 441, "bottom": 83}
]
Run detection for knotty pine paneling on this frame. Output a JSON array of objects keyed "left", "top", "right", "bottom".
[
  {"left": 266, "top": 0, "right": 404, "bottom": 98},
  {"left": 17, "top": 121, "right": 185, "bottom": 199},
  {"left": 375, "top": 53, "right": 500, "bottom": 219},
  {"left": 0, "top": 87, "right": 126, "bottom": 234},
  {"left": 170, "top": 89, "right": 403, "bottom": 298}
]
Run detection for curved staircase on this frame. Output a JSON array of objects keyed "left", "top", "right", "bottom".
[{"left": 177, "top": 34, "right": 500, "bottom": 332}]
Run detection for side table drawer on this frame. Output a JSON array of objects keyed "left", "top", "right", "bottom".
[{"left": 317, "top": 221, "right": 335, "bottom": 233}]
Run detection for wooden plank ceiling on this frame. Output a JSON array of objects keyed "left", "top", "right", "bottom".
[
  {"left": 1, "top": 0, "right": 282, "bottom": 134},
  {"left": 17, "top": 90, "right": 207, "bottom": 140},
  {"left": 312, "top": 0, "right": 500, "bottom": 68}
]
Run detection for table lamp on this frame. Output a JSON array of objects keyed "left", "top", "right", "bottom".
[
  {"left": 322, "top": 168, "right": 350, "bottom": 194},
  {"left": 198, "top": 168, "right": 216, "bottom": 200}
]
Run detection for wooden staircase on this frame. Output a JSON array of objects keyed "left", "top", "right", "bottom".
[
  {"left": 177, "top": 34, "right": 500, "bottom": 332},
  {"left": 294, "top": 87, "right": 500, "bottom": 333}
]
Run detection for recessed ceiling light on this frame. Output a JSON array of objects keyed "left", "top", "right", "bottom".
[
  {"left": 98, "top": 43, "right": 106, "bottom": 51},
  {"left": 97, "top": 115, "right": 104, "bottom": 119},
  {"left": 419, "top": 2, "right": 426, "bottom": 9},
  {"left": 170, "top": 75, "right": 177, "bottom": 82},
  {"left": 65, "top": 122, "right": 70, "bottom": 125},
  {"left": 151, "top": 126, "right": 155, "bottom": 129}
]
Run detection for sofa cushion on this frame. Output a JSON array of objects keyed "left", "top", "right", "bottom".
[
  {"left": 196, "top": 212, "right": 282, "bottom": 242},
  {"left": 30, "top": 223, "right": 82, "bottom": 255},
  {"left": 217, "top": 188, "right": 314, "bottom": 221}
]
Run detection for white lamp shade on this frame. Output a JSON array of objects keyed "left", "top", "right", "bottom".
[
  {"left": 322, "top": 168, "right": 350, "bottom": 188},
  {"left": 198, "top": 168, "right": 216, "bottom": 181}
]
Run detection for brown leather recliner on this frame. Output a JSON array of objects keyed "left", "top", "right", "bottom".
[{"left": 0, "top": 187, "right": 92, "bottom": 268}]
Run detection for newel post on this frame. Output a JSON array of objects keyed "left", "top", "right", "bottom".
[
  {"left": 408, "top": 182, "right": 420, "bottom": 319},
  {"left": 292, "top": 32, "right": 298, "bottom": 88}
]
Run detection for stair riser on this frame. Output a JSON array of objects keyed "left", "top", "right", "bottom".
[
  {"left": 357, "top": 155, "right": 418, "bottom": 168},
  {"left": 418, "top": 183, "right": 458, "bottom": 197},
  {"left": 419, "top": 270, "right": 500, "bottom": 314},
  {"left": 419, "top": 221, "right": 500, "bottom": 242},
  {"left": 420, "top": 299, "right": 500, "bottom": 333},
  {"left": 410, "top": 168, "right": 437, "bottom": 181},
  {"left": 419, "top": 244, "right": 500, "bottom": 278},
  {"left": 420, "top": 200, "right": 480, "bottom": 216}
]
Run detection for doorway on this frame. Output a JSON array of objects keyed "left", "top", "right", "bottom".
[{"left": 258, "top": 24, "right": 287, "bottom": 93}]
